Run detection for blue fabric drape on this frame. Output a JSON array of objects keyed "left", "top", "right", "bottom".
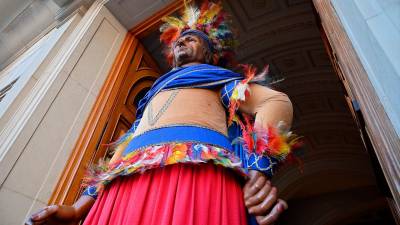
[{"left": 127, "top": 63, "right": 243, "bottom": 133}]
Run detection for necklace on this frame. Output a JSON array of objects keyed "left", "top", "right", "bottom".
[{"left": 147, "top": 89, "right": 180, "bottom": 126}]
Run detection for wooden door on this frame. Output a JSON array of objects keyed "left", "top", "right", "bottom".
[
  {"left": 312, "top": 1, "right": 400, "bottom": 221},
  {"left": 49, "top": 36, "right": 161, "bottom": 205},
  {"left": 92, "top": 43, "right": 161, "bottom": 162}
]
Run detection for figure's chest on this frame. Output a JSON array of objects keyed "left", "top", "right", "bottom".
[{"left": 151, "top": 88, "right": 224, "bottom": 111}]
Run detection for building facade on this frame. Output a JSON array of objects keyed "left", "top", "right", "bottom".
[{"left": 0, "top": 0, "right": 399, "bottom": 224}]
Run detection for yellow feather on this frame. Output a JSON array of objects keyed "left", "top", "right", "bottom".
[
  {"left": 161, "top": 16, "right": 185, "bottom": 28},
  {"left": 198, "top": 3, "right": 221, "bottom": 24}
]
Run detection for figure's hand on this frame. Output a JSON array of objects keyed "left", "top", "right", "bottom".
[
  {"left": 243, "top": 170, "right": 288, "bottom": 225},
  {"left": 26, "top": 205, "right": 78, "bottom": 225}
]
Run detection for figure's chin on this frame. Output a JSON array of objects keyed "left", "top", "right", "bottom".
[
  {"left": 175, "top": 56, "right": 190, "bottom": 67},
  {"left": 176, "top": 52, "right": 189, "bottom": 59}
]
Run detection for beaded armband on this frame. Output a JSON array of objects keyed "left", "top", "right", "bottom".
[
  {"left": 82, "top": 185, "right": 98, "bottom": 199},
  {"left": 236, "top": 119, "right": 302, "bottom": 177}
]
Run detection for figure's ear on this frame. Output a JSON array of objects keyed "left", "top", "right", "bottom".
[
  {"left": 169, "top": 42, "right": 178, "bottom": 68},
  {"left": 203, "top": 46, "right": 213, "bottom": 65}
]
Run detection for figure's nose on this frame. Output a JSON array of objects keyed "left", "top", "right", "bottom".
[{"left": 176, "top": 39, "right": 185, "bottom": 47}]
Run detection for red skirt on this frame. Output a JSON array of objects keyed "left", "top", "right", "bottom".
[{"left": 83, "top": 163, "right": 248, "bottom": 225}]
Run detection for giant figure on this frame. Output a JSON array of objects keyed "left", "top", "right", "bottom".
[{"left": 28, "top": 2, "right": 300, "bottom": 225}]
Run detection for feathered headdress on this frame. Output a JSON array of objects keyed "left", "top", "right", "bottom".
[{"left": 160, "top": 1, "right": 237, "bottom": 67}]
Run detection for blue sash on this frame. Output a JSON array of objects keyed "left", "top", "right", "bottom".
[{"left": 125, "top": 125, "right": 233, "bottom": 153}]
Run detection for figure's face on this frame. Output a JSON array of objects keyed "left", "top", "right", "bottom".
[{"left": 172, "top": 34, "right": 211, "bottom": 67}]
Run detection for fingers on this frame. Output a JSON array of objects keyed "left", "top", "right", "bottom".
[
  {"left": 243, "top": 170, "right": 262, "bottom": 191},
  {"left": 256, "top": 199, "right": 288, "bottom": 225},
  {"left": 243, "top": 172, "right": 288, "bottom": 224},
  {"left": 29, "top": 205, "right": 58, "bottom": 223},
  {"left": 245, "top": 180, "right": 272, "bottom": 208},
  {"left": 248, "top": 186, "right": 278, "bottom": 215},
  {"left": 248, "top": 169, "right": 262, "bottom": 181},
  {"left": 244, "top": 174, "right": 267, "bottom": 200},
  {"left": 278, "top": 199, "right": 288, "bottom": 211}
]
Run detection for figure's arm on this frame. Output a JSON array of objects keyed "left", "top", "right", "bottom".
[
  {"left": 27, "top": 195, "right": 95, "bottom": 225},
  {"left": 237, "top": 83, "right": 294, "bottom": 176},
  {"left": 239, "top": 83, "right": 293, "bottom": 225},
  {"left": 238, "top": 83, "right": 293, "bottom": 129}
]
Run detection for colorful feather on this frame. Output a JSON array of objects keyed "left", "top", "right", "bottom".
[
  {"left": 82, "top": 142, "right": 245, "bottom": 195},
  {"left": 237, "top": 118, "right": 303, "bottom": 162},
  {"left": 160, "top": 27, "right": 180, "bottom": 45},
  {"left": 161, "top": 16, "right": 185, "bottom": 29},
  {"left": 198, "top": 3, "right": 222, "bottom": 24},
  {"left": 159, "top": 1, "right": 237, "bottom": 67},
  {"left": 182, "top": 5, "right": 200, "bottom": 28}
]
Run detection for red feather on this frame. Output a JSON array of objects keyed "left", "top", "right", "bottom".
[
  {"left": 160, "top": 27, "right": 180, "bottom": 45},
  {"left": 200, "top": 0, "right": 210, "bottom": 15},
  {"left": 239, "top": 64, "right": 256, "bottom": 82},
  {"left": 228, "top": 101, "right": 238, "bottom": 125}
]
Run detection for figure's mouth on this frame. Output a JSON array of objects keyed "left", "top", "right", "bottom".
[
  {"left": 176, "top": 45, "right": 187, "bottom": 51},
  {"left": 176, "top": 46, "right": 190, "bottom": 55}
]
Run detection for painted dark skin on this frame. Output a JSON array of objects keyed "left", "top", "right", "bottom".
[
  {"left": 27, "top": 33, "right": 287, "bottom": 225},
  {"left": 173, "top": 33, "right": 213, "bottom": 67}
]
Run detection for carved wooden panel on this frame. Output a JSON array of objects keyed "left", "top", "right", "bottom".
[{"left": 92, "top": 46, "right": 160, "bottom": 162}]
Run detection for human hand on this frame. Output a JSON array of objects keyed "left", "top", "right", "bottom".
[
  {"left": 26, "top": 205, "right": 78, "bottom": 225},
  {"left": 243, "top": 170, "right": 288, "bottom": 225}
]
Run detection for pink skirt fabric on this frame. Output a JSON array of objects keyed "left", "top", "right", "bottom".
[{"left": 83, "top": 163, "right": 248, "bottom": 225}]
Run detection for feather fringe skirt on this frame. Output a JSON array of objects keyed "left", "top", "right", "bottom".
[{"left": 82, "top": 163, "right": 248, "bottom": 225}]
